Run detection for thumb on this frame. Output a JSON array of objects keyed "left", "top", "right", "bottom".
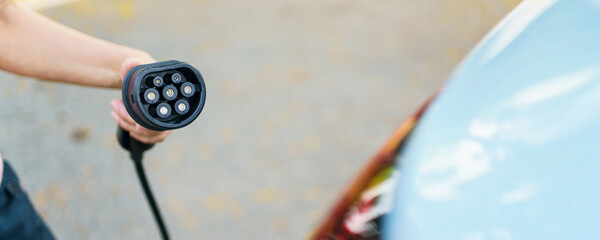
[{"left": 119, "top": 58, "right": 141, "bottom": 86}]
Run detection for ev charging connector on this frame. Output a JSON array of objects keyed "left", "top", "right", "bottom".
[{"left": 117, "top": 60, "right": 206, "bottom": 240}]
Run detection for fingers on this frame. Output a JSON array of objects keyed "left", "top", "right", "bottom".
[
  {"left": 120, "top": 59, "right": 141, "bottom": 85},
  {"left": 131, "top": 131, "right": 171, "bottom": 145},
  {"left": 110, "top": 99, "right": 136, "bottom": 127},
  {"left": 111, "top": 111, "right": 134, "bottom": 132},
  {"left": 110, "top": 99, "right": 170, "bottom": 144}
]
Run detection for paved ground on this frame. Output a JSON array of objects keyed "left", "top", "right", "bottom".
[{"left": 0, "top": 0, "right": 518, "bottom": 239}]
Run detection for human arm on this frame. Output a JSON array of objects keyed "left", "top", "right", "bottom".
[
  {"left": 0, "top": 0, "right": 150, "bottom": 88},
  {"left": 0, "top": 0, "right": 170, "bottom": 143}
]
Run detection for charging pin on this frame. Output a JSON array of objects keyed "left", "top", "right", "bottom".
[{"left": 162, "top": 85, "right": 178, "bottom": 100}]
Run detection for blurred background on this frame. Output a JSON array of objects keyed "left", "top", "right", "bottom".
[{"left": 0, "top": 0, "right": 519, "bottom": 239}]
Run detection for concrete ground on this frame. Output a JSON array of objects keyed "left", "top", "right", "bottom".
[{"left": 0, "top": 0, "right": 519, "bottom": 239}]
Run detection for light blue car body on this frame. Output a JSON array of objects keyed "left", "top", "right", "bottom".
[{"left": 385, "top": 0, "right": 600, "bottom": 239}]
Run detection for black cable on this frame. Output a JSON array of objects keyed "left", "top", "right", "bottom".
[{"left": 131, "top": 152, "right": 170, "bottom": 240}]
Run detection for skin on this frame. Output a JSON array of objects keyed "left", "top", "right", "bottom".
[{"left": 0, "top": 0, "right": 172, "bottom": 180}]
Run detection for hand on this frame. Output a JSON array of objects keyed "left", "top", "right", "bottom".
[{"left": 110, "top": 58, "right": 172, "bottom": 144}]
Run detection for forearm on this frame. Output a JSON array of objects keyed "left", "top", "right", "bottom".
[{"left": 0, "top": 0, "right": 151, "bottom": 88}]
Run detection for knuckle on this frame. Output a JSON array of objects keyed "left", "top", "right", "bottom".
[
  {"left": 118, "top": 110, "right": 129, "bottom": 118},
  {"left": 118, "top": 121, "right": 129, "bottom": 129},
  {"left": 122, "top": 120, "right": 133, "bottom": 128}
]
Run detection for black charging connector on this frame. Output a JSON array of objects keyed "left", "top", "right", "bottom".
[
  {"left": 122, "top": 60, "right": 206, "bottom": 131},
  {"left": 117, "top": 60, "right": 206, "bottom": 240}
]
